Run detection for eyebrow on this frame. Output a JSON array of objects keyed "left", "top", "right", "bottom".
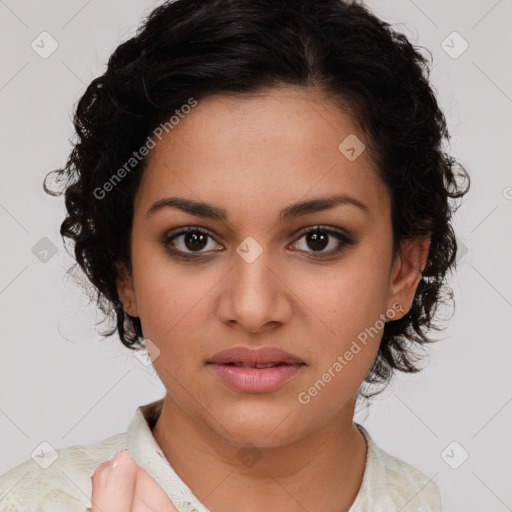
[{"left": 147, "top": 193, "right": 369, "bottom": 222}]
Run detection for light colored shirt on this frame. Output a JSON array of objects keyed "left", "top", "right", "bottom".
[{"left": 0, "top": 398, "right": 441, "bottom": 511}]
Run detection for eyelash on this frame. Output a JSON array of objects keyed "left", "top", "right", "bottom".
[{"left": 163, "top": 225, "right": 355, "bottom": 261}]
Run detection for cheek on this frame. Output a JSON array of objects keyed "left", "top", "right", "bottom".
[
  {"left": 289, "top": 300, "right": 383, "bottom": 438},
  {"left": 326, "top": 278, "right": 389, "bottom": 340},
  {"left": 131, "top": 264, "right": 220, "bottom": 398},
  {"left": 297, "top": 255, "right": 391, "bottom": 342},
  {"left": 292, "top": 253, "right": 390, "bottom": 390},
  {"left": 131, "top": 246, "right": 216, "bottom": 342}
]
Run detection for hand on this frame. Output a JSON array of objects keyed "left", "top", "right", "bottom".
[{"left": 91, "top": 449, "right": 179, "bottom": 512}]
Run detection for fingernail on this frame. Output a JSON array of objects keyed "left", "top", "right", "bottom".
[{"left": 112, "top": 449, "right": 130, "bottom": 468}]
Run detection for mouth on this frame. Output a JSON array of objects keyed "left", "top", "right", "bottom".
[
  {"left": 207, "top": 346, "right": 305, "bottom": 393},
  {"left": 221, "top": 361, "right": 301, "bottom": 368},
  {"left": 207, "top": 346, "right": 304, "bottom": 366}
]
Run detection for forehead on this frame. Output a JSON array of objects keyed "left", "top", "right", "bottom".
[{"left": 136, "top": 86, "right": 389, "bottom": 222}]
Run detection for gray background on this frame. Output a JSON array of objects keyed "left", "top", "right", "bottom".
[{"left": 1, "top": 1, "right": 511, "bottom": 510}]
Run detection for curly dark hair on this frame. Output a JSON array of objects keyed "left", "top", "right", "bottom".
[{"left": 45, "top": 0, "right": 469, "bottom": 395}]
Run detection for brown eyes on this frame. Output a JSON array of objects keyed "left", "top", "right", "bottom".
[{"left": 163, "top": 225, "right": 355, "bottom": 261}]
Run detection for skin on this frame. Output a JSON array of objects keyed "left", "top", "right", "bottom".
[
  {"left": 91, "top": 450, "right": 178, "bottom": 512},
  {"left": 112, "top": 85, "right": 430, "bottom": 512}
]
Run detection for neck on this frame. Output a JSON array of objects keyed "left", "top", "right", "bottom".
[{"left": 151, "top": 394, "right": 367, "bottom": 512}]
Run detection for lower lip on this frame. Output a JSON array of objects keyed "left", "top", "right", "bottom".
[{"left": 208, "top": 363, "right": 303, "bottom": 393}]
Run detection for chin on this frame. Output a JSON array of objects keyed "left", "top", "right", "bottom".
[{"left": 212, "top": 404, "right": 308, "bottom": 449}]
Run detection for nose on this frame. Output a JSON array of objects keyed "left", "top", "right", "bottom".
[{"left": 217, "top": 247, "right": 293, "bottom": 335}]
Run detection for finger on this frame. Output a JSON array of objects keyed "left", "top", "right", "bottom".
[
  {"left": 131, "top": 466, "right": 179, "bottom": 512},
  {"left": 90, "top": 450, "right": 138, "bottom": 512},
  {"left": 90, "top": 460, "right": 115, "bottom": 512}
]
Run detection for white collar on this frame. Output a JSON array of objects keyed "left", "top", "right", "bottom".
[
  {"left": 126, "top": 398, "right": 209, "bottom": 512},
  {"left": 124, "top": 398, "right": 378, "bottom": 511}
]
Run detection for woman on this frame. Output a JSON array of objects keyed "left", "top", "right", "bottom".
[{"left": 0, "top": 0, "right": 469, "bottom": 510}]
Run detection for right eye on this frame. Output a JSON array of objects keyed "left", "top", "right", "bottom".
[{"left": 163, "top": 226, "right": 224, "bottom": 259}]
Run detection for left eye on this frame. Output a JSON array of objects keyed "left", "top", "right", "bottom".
[{"left": 291, "top": 226, "right": 353, "bottom": 256}]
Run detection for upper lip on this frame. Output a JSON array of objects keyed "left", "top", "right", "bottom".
[{"left": 208, "top": 346, "right": 304, "bottom": 365}]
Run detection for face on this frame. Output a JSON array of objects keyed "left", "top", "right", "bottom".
[{"left": 117, "top": 85, "right": 427, "bottom": 448}]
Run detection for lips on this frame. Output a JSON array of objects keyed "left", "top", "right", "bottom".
[
  {"left": 226, "top": 361, "right": 286, "bottom": 368},
  {"left": 207, "top": 346, "right": 304, "bottom": 366},
  {"left": 207, "top": 346, "right": 305, "bottom": 393}
]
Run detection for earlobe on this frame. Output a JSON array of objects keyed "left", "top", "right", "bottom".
[
  {"left": 116, "top": 266, "right": 139, "bottom": 317},
  {"left": 387, "top": 236, "right": 430, "bottom": 319}
]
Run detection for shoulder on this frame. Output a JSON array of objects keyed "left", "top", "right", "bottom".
[
  {"left": 352, "top": 424, "right": 442, "bottom": 512},
  {"left": 0, "top": 433, "right": 126, "bottom": 512}
]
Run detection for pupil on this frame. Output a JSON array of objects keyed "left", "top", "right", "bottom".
[
  {"left": 182, "top": 231, "right": 329, "bottom": 252},
  {"left": 185, "top": 233, "right": 207, "bottom": 251},
  {"left": 307, "top": 232, "right": 328, "bottom": 251}
]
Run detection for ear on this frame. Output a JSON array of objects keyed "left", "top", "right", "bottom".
[
  {"left": 116, "top": 265, "right": 139, "bottom": 317},
  {"left": 386, "top": 236, "right": 430, "bottom": 320}
]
